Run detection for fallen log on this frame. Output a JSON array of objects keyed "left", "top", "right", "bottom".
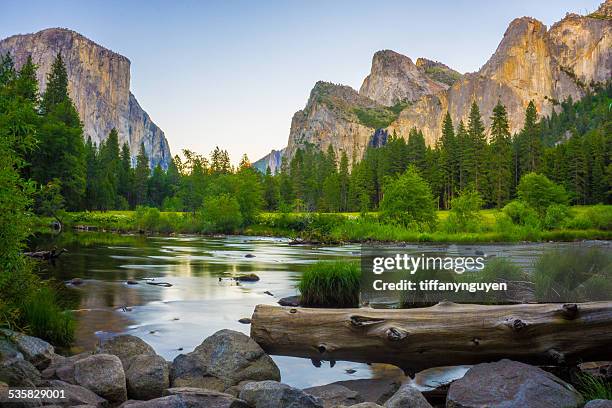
[
  {"left": 250, "top": 302, "right": 612, "bottom": 373},
  {"left": 24, "top": 248, "right": 67, "bottom": 260}
]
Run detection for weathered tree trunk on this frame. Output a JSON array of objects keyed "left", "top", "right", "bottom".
[
  {"left": 24, "top": 248, "right": 66, "bottom": 260},
  {"left": 250, "top": 302, "right": 612, "bottom": 373}
]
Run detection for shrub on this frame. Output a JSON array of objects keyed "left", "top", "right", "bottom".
[
  {"left": 566, "top": 205, "right": 612, "bottom": 230},
  {"left": 543, "top": 204, "right": 570, "bottom": 230},
  {"left": 517, "top": 173, "right": 568, "bottom": 215},
  {"left": 444, "top": 190, "right": 483, "bottom": 233},
  {"left": 199, "top": 193, "right": 243, "bottom": 233},
  {"left": 502, "top": 200, "right": 540, "bottom": 227},
  {"left": 298, "top": 261, "right": 361, "bottom": 307},
  {"left": 380, "top": 166, "right": 437, "bottom": 231},
  {"left": 534, "top": 247, "right": 612, "bottom": 302},
  {"left": 134, "top": 206, "right": 161, "bottom": 232}
]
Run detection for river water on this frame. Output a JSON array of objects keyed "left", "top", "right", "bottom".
[{"left": 32, "top": 233, "right": 611, "bottom": 389}]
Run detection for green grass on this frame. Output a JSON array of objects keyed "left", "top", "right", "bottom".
[
  {"left": 576, "top": 373, "right": 612, "bottom": 401},
  {"left": 298, "top": 261, "right": 361, "bottom": 307},
  {"left": 21, "top": 286, "right": 75, "bottom": 347}
]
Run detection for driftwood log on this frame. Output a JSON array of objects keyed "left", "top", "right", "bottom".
[
  {"left": 250, "top": 302, "right": 612, "bottom": 373},
  {"left": 24, "top": 248, "right": 66, "bottom": 260}
]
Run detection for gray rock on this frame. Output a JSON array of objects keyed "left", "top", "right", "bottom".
[
  {"left": 38, "top": 380, "right": 107, "bottom": 407},
  {"left": 585, "top": 401, "right": 612, "bottom": 408},
  {"left": 278, "top": 296, "right": 301, "bottom": 307},
  {"left": 74, "top": 354, "right": 127, "bottom": 404},
  {"left": 125, "top": 354, "right": 169, "bottom": 400},
  {"left": 0, "top": 338, "right": 24, "bottom": 361},
  {"left": 41, "top": 352, "right": 93, "bottom": 384},
  {"left": 332, "top": 379, "right": 401, "bottom": 405},
  {"left": 383, "top": 383, "right": 431, "bottom": 408},
  {"left": 342, "top": 404, "right": 384, "bottom": 408},
  {"left": 304, "top": 383, "right": 363, "bottom": 407},
  {"left": 0, "top": 357, "right": 41, "bottom": 387},
  {"left": 239, "top": 380, "right": 323, "bottom": 408},
  {"left": 446, "top": 359, "right": 584, "bottom": 408},
  {"left": 98, "top": 335, "right": 156, "bottom": 368},
  {"left": 0, "top": 330, "right": 55, "bottom": 369},
  {"left": 170, "top": 330, "right": 280, "bottom": 390},
  {"left": 224, "top": 381, "right": 255, "bottom": 397},
  {"left": 121, "top": 389, "right": 249, "bottom": 407}
]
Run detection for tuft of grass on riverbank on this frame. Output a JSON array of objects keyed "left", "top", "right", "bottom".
[{"left": 298, "top": 261, "right": 361, "bottom": 308}]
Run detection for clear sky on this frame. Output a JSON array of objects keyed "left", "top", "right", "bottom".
[{"left": 0, "top": 0, "right": 603, "bottom": 163}]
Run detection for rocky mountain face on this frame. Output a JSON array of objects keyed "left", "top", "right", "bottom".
[
  {"left": 262, "top": 1, "right": 610, "bottom": 169},
  {"left": 253, "top": 148, "right": 285, "bottom": 174},
  {"left": 359, "top": 50, "right": 449, "bottom": 106},
  {"left": 0, "top": 28, "right": 171, "bottom": 168}
]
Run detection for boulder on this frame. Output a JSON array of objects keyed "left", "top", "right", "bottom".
[
  {"left": 239, "top": 381, "right": 323, "bottom": 408},
  {"left": 38, "top": 380, "right": 107, "bottom": 407},
  {"left": 125, "top": 354, "right": 169, "bottom": 400},
  {"left": 447, "top": 359, "right": 584, "bottom": 408},
  {"left": 278, "top": 296, "right": 301, "bottom": 307},
  {"left": 383, "top": 383, "right": 432, "bottom": 408},
  {"left": 235, "top": 274, "right": 260, "bottom": 282},
  {"left": 0, "top": 330, "right": 55, "bottom": 369},
  {"left": 332, "top": 379, "right": 401, "bottom": 405},
  {"left": 97, "top": 335, "right": 156, "bottom": 368},
  {"left": 170, "top": 330, "right": 279, "bottom": 390},
  {"left": 304, "top": 383, "right": 363, "bottom": 407},
  {"left": 343, "top": 404, "right": 384, "bottom": 408},
  {"left": 121, "top": 388, "right": 249, "bottom": 407},
  {"left": 74, "top": 354, "right": 127, "bottom": 404},
  {"left": 576, "top": 361, "right": 612, "bottom": 382},
  {"left": 0, "top": 357, "right": 41, "bottom": 387},
  {"left": 224, "top": 381, "right": 255, "bottom": 397},
  {"left": 41, "top": 352, "right": 93, "bottom": 384},
  {"left": 0, "top": 338, "right": 24, "bottom": 361},
  {"left": 585, "top": 401, "right": 612, "bottom": 408}
]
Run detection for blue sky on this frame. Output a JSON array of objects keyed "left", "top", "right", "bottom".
[{"left": 0, "top": 0, "right": 603, "bottom": 163}]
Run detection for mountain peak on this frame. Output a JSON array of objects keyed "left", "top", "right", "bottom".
[{"left": 360, "top": 49, "right": 447, "bottom": 106}]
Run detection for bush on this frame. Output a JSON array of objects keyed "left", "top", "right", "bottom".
[
  {"left": 199, "top": 193, "right": 243, "bottom": 233},
  {"left": 543, "top": 204, "right": 570, "bottom": 230},
  {"left": 380, "top": 166, "right": 437, "bottom": 231},
  {"left": 444, "top": 190, "right": 483, "bottom": 233},
  {"left": 534, "top": 247, "right": 612, "bottom": 302},
  {"left": 298, "top": 261, "right": 361, "bottom": 307},
  {"left": 565, "top": 205, "right": 612, "bottom": 230},
  {"left": 134, "top": 206, "right": 161, "bottom": 232},
  {"left": 517, "top": 173, "right": 568, "bottom": 215},
  {"left": 502, "top": 200, "right": 540, "bottom": 227}
]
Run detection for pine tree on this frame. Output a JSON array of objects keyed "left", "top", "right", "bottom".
[
  {"left": 33, "top": 52, "right": 86, "bottom": 210},
  {"left": 15, "top": 56, "right": 38, "bottom": 103},
  {"left": 407, "top": 127, "right": 426, "bottom": 173},
  {"left": 338, "top": 151, "right": 350, "bottom": 211},
  {"left": 456, "top": 120, "right": 469, "bottom": 191},
  {"left": 118, "top": 143, "right": 133, "bottom": 208},
  {"left": 439, "top": 112, "right": 457, "bottom": 209},
  {"left": 466, "top": 101, "right": 487, "bottom": 193},
  {"left": 98, "top": 128, "right": 121, "bottom": 210},
  {"left": 210, "top": 146, "right": 231, "bottom": 174},
  {"left": 263, "top": 167, "right": 279, "bottom": 211},
  {"left": 489, "top": 102, "right": 513, "bottom": 207},
  {"left": 134, "top": 143, "right": 150, "bottom": 205},
  {"left": 518, "top": 101, "right": 542, "bottom": 176}
]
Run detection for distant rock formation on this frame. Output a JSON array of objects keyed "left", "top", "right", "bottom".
[
  {"left": 253, "top": 148, "right": 285, "bottom": 174},
  {"left": 0, "top": 28, "right": 171, "bottom": 168},
  {"left": 266, "top": 1, "right": 611, "bottom": 167}
]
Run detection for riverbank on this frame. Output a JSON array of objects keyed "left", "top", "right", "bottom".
[{"left": 34, "top": 205, "right": 612, "bottom": 244}]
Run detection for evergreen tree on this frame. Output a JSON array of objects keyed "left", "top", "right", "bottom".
[
  {"left": 439, "top": 112, "right": 458, "bottom": 209},
  {"left": 517, "top": 101, "right": 542, "bottom": 176},
  {"left": 263, "top": 167, "right": 280, "bottom": 211},
  {"left": 338, "top": 151, "right": 350, "bottom": 211},
  {"left": 406, "top": 127, "right": 426, "bottom": 172},
  {"left": 33, "top": 52, "right": 86, "bottom": 210},
  {"left": 118, "top": 143, "right": 133, "bottom": 208},
  {"left": 489, "top": 102, "right": 513, "bottom": 208},
  {"left": 466, "top": 101, "right": 487, "bottom": 193},
  {"left": 133, "top": 143, "right": 150, "bottom": 205}
]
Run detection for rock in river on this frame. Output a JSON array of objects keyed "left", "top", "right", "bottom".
[
  {"left": 303, "top": 383, "right": 363, "bottom": 407},
  {"left": 170, "top": 329, "right": 280, "bottom": 392},
  {"left": 383, "top": 383, "right": 432, "bottom": 408},
  {"left": 447, "top": 359, "right": 584, "bottom": 408},
  {"left": 0, "top": 329, "right": 55, "bottom": 369}
]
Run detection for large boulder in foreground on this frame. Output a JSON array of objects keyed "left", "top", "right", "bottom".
[
  {"left": 447, "top": 359, "right": 584, "bottom": 408},
  {"left": 239, "top": 381, "right": 323, "bottom": 408},
  {"left": 170, "top": 330, "right": 280, "bottom": 391},
  {"left": 125, "top": 354, "right": 169, "bottom": 400},
  {"left": 0, "top": 329, "right": 55, "bottom": 369},
  {"left": 74, "top": 354, "right": 127, "bottom": 404},
  {"left": 98, "top": 335, "right": 156, "bottom": 368},
  {"left": 303, "top": 383, "right": 363, "bottom": 407},
  {"left": 383, "top": 383, "right": 432, "bottom": 408},
  {"left": 121, "top": 387, "right": 249, "bottom": 408},
  {"left": 584, "top": 401, "right": 612, "bottom": 408}
]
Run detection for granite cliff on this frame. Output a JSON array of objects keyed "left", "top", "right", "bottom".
[
  {"left": 0, "top": 28, "right": 171, "bottom": 168},
  {"left": 261, "top": 1, "right": 611, "bottom": 169}
]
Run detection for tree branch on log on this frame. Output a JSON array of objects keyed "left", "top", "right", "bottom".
[{"left": 250, "top": 302, "right": 612, "bottom": 374}]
